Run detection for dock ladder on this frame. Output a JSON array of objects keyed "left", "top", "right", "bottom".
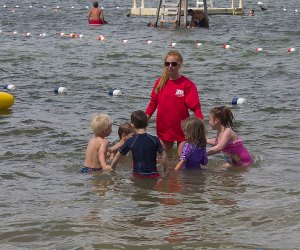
[{"left": 154, "top": 0, "right": 185, "bottom": 28}]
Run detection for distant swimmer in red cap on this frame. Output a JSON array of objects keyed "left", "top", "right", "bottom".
[{"left": 87, "top": 1, "right": 107, "bottom": 25}]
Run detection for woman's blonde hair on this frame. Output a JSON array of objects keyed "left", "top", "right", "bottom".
[
  {"left": 155, "top": 50, "right": 183, "bottom": 94},
  {"left": 181, "top": 116, "right": 207, "bottom": 147},
  {"left": 91, "top": 114, "right": 112, "bottom": 136}
]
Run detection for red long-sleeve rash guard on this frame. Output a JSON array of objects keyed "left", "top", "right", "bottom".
[{"left": 146, "top": 75, "right": 203, "bottom": 142}]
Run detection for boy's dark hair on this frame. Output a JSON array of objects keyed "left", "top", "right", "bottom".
[
  {"left": 93, "top": 1, "right": 98, "bottom": 8},
  {"left": 188, "top": 9, "right": 194, "bottom": 15},
  {"left": 131, "top": 110, "right": 148, "bottom": 129},
  {"left": 118, "top": 122, "right": 135, "bottom": 139}
]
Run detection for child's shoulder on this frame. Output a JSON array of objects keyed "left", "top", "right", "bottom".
[
  {"left": 145, "top": 132, "right": 159, "bottom": 139},
  {"left": 92, "top": 136, "right": 108, "bottom": 144}
]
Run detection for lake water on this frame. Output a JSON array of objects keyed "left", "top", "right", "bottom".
[{"left": 0, "top": 0, "right": 299, "bottom": 249}]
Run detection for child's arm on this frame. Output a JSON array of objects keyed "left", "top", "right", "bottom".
[
  {"left": 108, "top": 138, "right": 126, "bottom": 155},
  {"left": 201, "top": 151, "right": 209, "bottom": 165},
  {"left": 207, "top": 129, "right": 233, "bottom": 156},
  {"left": 160, "top": 151, "right": 168, "bottom": 172},
  {"left": 207, "top": 138, "right": 217, "bottom": 145},
  {"left": 99, "top": 140, "right": 112, "bottom": 170},
  {"left": 111, "top": 151, "right": 123, "bottom": 170},
  {"left": 174, "top": 159, "right": 185, "bottom": 171}
]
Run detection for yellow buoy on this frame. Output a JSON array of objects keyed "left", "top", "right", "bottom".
[{"left": 0, "top": 92, "right": 14, "bottom": 110}]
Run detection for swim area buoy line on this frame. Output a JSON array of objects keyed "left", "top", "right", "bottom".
[{"left": 0, "top": 92, "right": 14, "bottom": 110}]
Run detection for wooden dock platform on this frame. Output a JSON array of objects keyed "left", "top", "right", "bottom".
[{"left": 130, "top": 0, "right": 244, "bottom": 16}]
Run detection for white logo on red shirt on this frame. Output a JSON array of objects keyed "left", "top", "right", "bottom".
[{"left": 175, "top": 89, "right": 184, "bottom": 97}]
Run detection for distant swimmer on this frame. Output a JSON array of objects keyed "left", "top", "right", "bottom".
[
  {"left": 87, "top": 1, "right": 106, "bottom": 25},
  {"left": 249, "top": 9, "right": 255, "bottom": 16},
  {"left": 187, "top": 9, "right": 209, "bottom": 28}
]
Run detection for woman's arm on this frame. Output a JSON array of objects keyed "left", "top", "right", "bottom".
[
  {"left": 185, "top": 81, "right": 204, "bottom": 120},
  {"left": 145, "top": 79, "right": 160, "bottom": 118}
]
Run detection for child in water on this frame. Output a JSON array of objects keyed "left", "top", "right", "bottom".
[
  {"left": 175, "top": 116, "right": 208, "bottom": 170},
  {"left": 111, "top": 110, "right": 168, "bottom": 178},
  {"left": 207, "top": 106, "right": 253, "bottom": 167},
  {"left": 109, "top": 122, "right": 135, "bottom": 159},
  {"left": 81, "top": 114, "right": 113, "bottom": 173}
]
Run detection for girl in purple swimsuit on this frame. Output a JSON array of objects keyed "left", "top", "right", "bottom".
[
  {"left": 207, "top": 106, "right": 253, "bottom": 167},
  {"left": 175, "top": 116, "right": 208, "bottom": 170}
]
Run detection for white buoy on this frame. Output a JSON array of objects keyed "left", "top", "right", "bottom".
[
  {"left": 26, "top": 32, "right": 31, "bottom": 37},
  {"left": 256, "top": 47, "right": 263, "bottom": 52},
  {"left": 145, "top": 40, "right": 152, "bottom": 45},
  {"left": 13, "top": 31, "right": 18, "bottom": 35},
  {"left": 195, "top": 42, "right": 202, "bottom": 47},
  {"left": 258, "top": 2, "right": 268, "bottom": 10},
  {"left": 108, "top": 89, "right": 122, "bottom": 96},
  {"left": 3, "top": 84, "right": 16, "bottom": 90},
  {"left": 54, "top": 86, "right": 67, "bottom": 94},
  {"left": 121, "top": 39, "right": 128, "bottom": 44},
  {"left": 232, "top": 97, "right": 246, "bottom": 105}
]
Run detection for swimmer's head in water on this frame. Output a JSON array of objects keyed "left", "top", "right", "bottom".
[{"left": 93, "top": 1, "right": 98, "bottom": 8}]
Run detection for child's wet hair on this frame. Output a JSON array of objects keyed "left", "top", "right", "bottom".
[
  {"left": 181, "top": 116, "right": 206, "bottom": 147},
  {"left": 91, "top": 114, "right": 112, "bottom": 136},
  {"left": 118, "top": 122, "right": 135, "bottom": 139},
  {"left": 210, "top": 106, "right": 238, "bottom": 132},
  {"left": 131, "top": 110, "right": 148, "bottom": 129}
]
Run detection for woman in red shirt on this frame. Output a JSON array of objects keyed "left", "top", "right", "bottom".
[{"left": 146, "top": 50, "right": 204, "bottom": 156}]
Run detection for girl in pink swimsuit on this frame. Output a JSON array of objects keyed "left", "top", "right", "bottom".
[{"left": 207, "top": 106, "right": 253, "bottom": 167}]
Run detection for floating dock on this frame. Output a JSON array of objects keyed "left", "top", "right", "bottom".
[{"left": 131, "top": 0, "right": 244, "bottom": 16}]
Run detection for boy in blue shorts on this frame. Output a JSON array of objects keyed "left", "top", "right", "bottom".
[
  {"left": 81, "top": 114, "right": 113, "bottom": 173},
  {"left": 111, "top": 110, "right": 168, "bottom": 178}
]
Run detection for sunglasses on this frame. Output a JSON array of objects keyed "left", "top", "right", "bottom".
[{"left": 164, "top": 61, "right": 178, "bottom": 67}]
